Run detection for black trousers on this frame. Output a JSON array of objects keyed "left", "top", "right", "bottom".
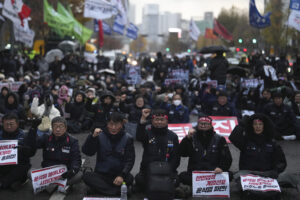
[
  {"left": 83, "top": 172, "right": 133, "bottom": 196},
  {"left": 179, "top": 171, "right": 193, "bottom": 186},
  {"left": 0, "top": 164, "right": 30, "bottom": 188}
]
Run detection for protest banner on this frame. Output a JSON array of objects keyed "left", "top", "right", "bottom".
[
  {"left": 200, "top": 80, "right": 218, "bottom": 88},
  {"left": 84, "top": 0, "right": 118, "bottom": 20},
  {"left": 192, "top": 171, "right": 230, "bottom": 198},
  {"left": 0, "top": 82, "right": 10, "bottom": 91},
  {"left": 169, "top": 117, "right": 237, "bottom": 143},
  {"left": 241, "top": 78, "right": 265, "bottom": 88},
  {"left": 13, "top": 23, "right": 35, "bottom": 47},
  {"left": 0, "top": 140, "right": 18, "bottom": 165},
  {"left": 31, "top": 165, "right": 67, "bottom": 194},
  {"left": 164, "top": 69, "right": 189, "bottom": 86},
  {"left": 125, "top": 64, "right": 141, "bottom": 85},
  {"left": 10, "top": 81, "right": 24, "bottom": 92},
  {"left": 240, "top": 174, "right": 281, "bottom": 192},
  {"left": 168, "top": 123, "right": 192, "bottom": 143},
  {"left": 210, "top": 116, "right": 238, "bottom": 143}
]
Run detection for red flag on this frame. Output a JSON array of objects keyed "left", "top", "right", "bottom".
[
  {"left": 204, "top": 28, "right": 218, "bottom": 39},
  {"left": 213, "top": 19, "right": 233, "bottom": 41},
  {"left": 98, "top": 20, "right": 104, "bottom": 48},
  {"left": 18, "top": 4, "right": 31, "bottom": 26}
]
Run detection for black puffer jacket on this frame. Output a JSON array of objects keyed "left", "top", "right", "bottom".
[{"left": 229, "top": 114, "right": 286, "bottom": 177}]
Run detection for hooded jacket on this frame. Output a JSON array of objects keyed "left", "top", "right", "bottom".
[
  {"left": 229, "top": 114, "right": 286, "bottom": 175},
  {"left": 30, "top": 97, "right": 61, "bottom": 121},
  {"left": 0, "top": 92, "right": 26, "bottom": 121},
  {"left": 65, "top": 91, "right": 86, "bottom": 121}
]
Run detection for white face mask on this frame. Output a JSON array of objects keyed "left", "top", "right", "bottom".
[
  {"left": 167, "top": 93, "right": 173, "bottom": 99},
  {"left": 173, "top": 100, "right": 182, "bottom": 106}
]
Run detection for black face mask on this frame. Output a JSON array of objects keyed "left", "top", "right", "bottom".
[{"left": 151, "top": 126, "right": 168, "bottom": 135}]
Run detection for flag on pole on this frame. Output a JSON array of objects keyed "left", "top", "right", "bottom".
[
  {"left": 204, "top": 28, "right": 218, "bottom": 39},
  {"left": 113, "top": 14, "right": 125, "bottom": 35},
  {"left": 111, "top": 0, "right": 127, "bottom": 25},
  {"left": 57, "top": 2, "right": 92, "bottom": 44},
  {"left": 213, "top": 19, "right": 233, "bottom": 41},
  {"left": 249, "top": 0, "right": 271, "bottom": 28},
  {"left": 189, "top": 18, "right": 200, "bottom": 41},
  {"left": 98, "top": 20, "right": 104, "bottom": 48},
  {"left": 126, "top": 22, "right": 138, "bottom": 39},
  {"left": 2, "top": 0, "right": 31, "bottom": 26},
  {"left": 287, "top": 9, "right": 300, "bottom": 32},
  {"left": 94, "top": 20, "right": 112, "bottom": 35},
  {"left": 290, "top": 0, "right": 300, "bottom": 11}
]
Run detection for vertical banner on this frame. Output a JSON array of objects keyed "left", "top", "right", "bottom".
[
  {"left": 192, "top": 171, "right": 230, "bottom": 198},
  {"left": 210, "top": 116, "right": 238, "bottom": 143},
  {"left": 31, "top": 165, "right": 67, "bottom": 194},
  {"left": 168, "top": 123, "right": 193, "bottom": 143},
  {"left": 0, "top": 140, "right": 18, "bottom": 165},
  {"left": 98, "top": 20, "right": 104, "bottom": 48}
]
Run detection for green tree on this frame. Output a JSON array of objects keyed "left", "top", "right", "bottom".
[{"left": 261, "top": 0, "right": 285, "bottom": 54}]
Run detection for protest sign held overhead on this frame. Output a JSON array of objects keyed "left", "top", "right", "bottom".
[{"left": 84, "top": 0, "right": 118, "bottom": 20}]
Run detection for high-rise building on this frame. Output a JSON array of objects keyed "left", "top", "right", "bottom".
[
  {"left": 141, "top": 4, "right": 160, "bottom": 43},
  {"left": 159, "top": 12, "right": 181, "bottom": 36},
  {"left": 128, "top": 4, "right": 136, "bottom": 24}
]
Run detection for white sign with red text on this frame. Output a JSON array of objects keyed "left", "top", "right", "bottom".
[
  {"left": 240, "top": 174, "right": 281, "bottom": 192},
  {"left": 168, "top": 116, "right": 238, "bottom": 143},
  {"left": 0, "top": 140, "right": 18, "bottom": 165},
  {"left": 168, "top": 123, "right": 192, "bottom": 143},
  {"left": 210, "top": 116, "right": 238, "bottom": 143},
  {"left": 192, "top": 171, "right": 230, "bottom": 198},
  {"left": 31, "top": 165, "right": 67, "bottom": 194}
]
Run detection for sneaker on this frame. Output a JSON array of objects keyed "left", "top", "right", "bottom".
[
  {"left": 58, "top": 185, "right": 72, "bottom": 194},
  {"left": 282, "top": 135, "right": 296, "bottom": 141}
]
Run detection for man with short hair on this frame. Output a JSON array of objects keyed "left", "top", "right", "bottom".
[
  {"left": 263, "top": 92, "right": 299, "bottom": 140},
  {"left": 0, "top": 113, "right": 35, "bottom": 190},
  {"left": 32, "top": 116, "right": 82, "bottom": 193},
  {"left": 82, "top": 112, "right": 135, "bottom": 196},
  {"left": 135, "top": 109, "right": 180, "bottom": 199}
]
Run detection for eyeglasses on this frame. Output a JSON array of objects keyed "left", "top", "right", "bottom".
[
  {"left": 198, "top": 122, "right": 211, "bottom": 126},
  {"left": 52, "top": 124, "right": 66, "bottom": 129}
]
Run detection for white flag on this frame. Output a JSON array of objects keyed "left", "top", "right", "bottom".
[
  {"left": 14, "top": 19, "right": 35, "bottom": 47},
  {"left": 189, "top": 18, "right": 200, "bottom": 41},
  {"left": 111, "top": 0, "right": 127, "bottom": 25},
  {"left": 287, "top": 9, "right": 300, "bottom": 32},
  {"left": 84, "top": 0, "right": 118, "bottom": 20}
]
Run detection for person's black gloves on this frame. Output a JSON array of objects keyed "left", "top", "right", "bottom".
[
  {"left": 61, "top": 169, "right": 76, "bottom": 180},
  {"left": 32, "top": 118, "right": 42, "bottom": 129}
]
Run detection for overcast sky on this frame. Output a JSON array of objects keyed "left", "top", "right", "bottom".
[{"left": 129, "top": 0, "right": 265, "bottom": 24}]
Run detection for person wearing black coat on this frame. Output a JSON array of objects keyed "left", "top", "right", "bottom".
[
  {"left": 229, "top": 113, "right": 286, "bottom": 178},
  {"left": 255, "top": 89, "right": 272, "bottom": 113},
  {"left": 82, "top": 112, "right": 135, "bottom": 196},
  {"left": 0, "top": 92, "right": 26, "bottom": 127},
  {"left": 30, "top": 117, "right": 82, "bottom": 192},
  {"left": 208, "top": 91, "right": 237, "bottom": 117},
  {"left": 179, "top": 116, "right": 232, "bottom": 186},
  {"left": 85, "top": 90, "right": 119, "bottom": 131},
  {"left": 65, "top": 91, "right": 86, "bottom": 133},
  {"left": 0, "top": 113, "right": 35, "bottom": 190},
  {"left": 135, "top": 109, "right": 180, "bottom": 192},
  {"left": 263, "top": 92, "right": 299, "bottom": 140},
  {"left": 209, "top": 52, "right": 229, "bottom": 85}
]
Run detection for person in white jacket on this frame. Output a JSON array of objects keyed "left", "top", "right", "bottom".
[{"left": 30, "top": 94, "right": 61, "bottom": 136}]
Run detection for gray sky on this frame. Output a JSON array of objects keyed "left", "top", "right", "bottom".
[{"left": 129, "top": 0, "right": 265, "bottom": 24}]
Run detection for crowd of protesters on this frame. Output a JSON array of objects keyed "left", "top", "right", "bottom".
[{"left": 0, "top": 48, "right": 299, "bottom": 199}]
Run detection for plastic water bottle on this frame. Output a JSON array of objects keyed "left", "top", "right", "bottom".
[{"left": 120, "top": 182, "right": 127, "bottom": 200}]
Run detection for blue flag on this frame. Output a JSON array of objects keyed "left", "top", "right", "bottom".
[
  {"left": 94, "top": 20, "right": 112, "bottom": 35},
  {"left": 290, "top": 0, "right": 300, "bottom": 10},
  {"left": 113, "top": 15, "right": 125, "bottom": 35},
  {"left": 126, "top": 23, "right": 138, "bottom": 40},
  {"left": 249, "top": 0, "right": 271, "bottom": 28}
]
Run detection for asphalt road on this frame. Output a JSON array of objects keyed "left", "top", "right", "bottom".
[{"left": 1, "top": 122, "right": 300, "bottom": 199}]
